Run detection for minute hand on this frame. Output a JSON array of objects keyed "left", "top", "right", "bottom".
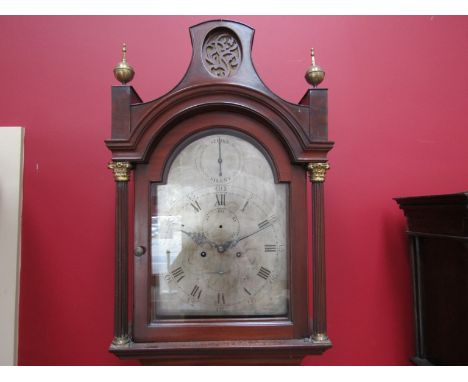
[{"left": 222, "top": 220, "right": 274, "bottom": 251}]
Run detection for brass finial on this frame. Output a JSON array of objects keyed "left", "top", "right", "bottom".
[
  {"left": 305, "top": 48, "right": 325, "bottom": 88},
  {"left": 113, "top": 43, "right": 135, "bottom": 85}
]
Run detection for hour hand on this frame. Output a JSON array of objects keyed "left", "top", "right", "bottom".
[
  {"left": 181, "top": 229, "right": 216, "bottom": 248},
  {"left": 218, "top": 137, "right": 223, "bottom": 177}
]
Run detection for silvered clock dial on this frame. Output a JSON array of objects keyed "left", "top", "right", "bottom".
[{"left": 150, "top": 133, "right": 288, "bottom": 318}]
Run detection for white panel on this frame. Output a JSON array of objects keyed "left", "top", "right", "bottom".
[{"left": 0, "top": 127, "right": 24, "bottom": 365}]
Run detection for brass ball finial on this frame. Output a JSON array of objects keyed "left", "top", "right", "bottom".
[
  {"left": 113, "top": 43, "right": 135, "bottom": 85},
  {"left": 305, "top": 48, "right": 325, "bottom": 88}
]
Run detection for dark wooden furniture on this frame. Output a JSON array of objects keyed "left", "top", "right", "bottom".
[
  {"left": 106, "top": 20, "right": 333, "bottom": 365},
  {"left": 395, "top": 193, "right": 468, "bottom": 366}
]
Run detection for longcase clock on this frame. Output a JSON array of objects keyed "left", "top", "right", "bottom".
[{"left": 106, "top": 20, "right": 334, "bottom": 365}]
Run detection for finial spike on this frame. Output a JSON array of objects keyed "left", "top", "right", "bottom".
[
  {"left": 305, "top": 47, "right": 325, "bottom": 88},
  {"left": 122, "top": 43, "right": 127, "bottom": 61}
]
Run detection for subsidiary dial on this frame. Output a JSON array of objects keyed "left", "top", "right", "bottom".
[
  {"left": 196, "top": 135, "right": 242, "bottom": 184},
  {"left": 202, "top": 207, "right": 240, "bottom": 253}
]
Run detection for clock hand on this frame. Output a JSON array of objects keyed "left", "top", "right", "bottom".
[
  {"left": 218, "top": 137, "right": 223, "bottom": 177},
  {"left": 218, "top": 220, "right": 274, "bottom": 252},
  {"left": 181, "top": 229, "right": 231, "bottom": 254},
  {"left": 238, "top": 227, "right": 267, "bottom": 242},
  {"left": 180, "top": 229, "right": 217, "bottom": 248}
]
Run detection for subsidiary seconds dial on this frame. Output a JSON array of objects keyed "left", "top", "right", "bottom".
[{"left": 196, "top": 135, "right": 242, "bottom": 184}]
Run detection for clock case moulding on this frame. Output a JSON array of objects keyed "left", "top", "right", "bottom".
[{"left": 106, "top": 19, "right": 334, "bottom": 365}]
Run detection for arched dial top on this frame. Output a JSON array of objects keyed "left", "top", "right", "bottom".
[{"left": 150, "top": 132, "right": 289, "bottom": 317}]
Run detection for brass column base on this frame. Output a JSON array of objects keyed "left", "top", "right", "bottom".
[
  {"left": 112, "top": 335, "right": 130, "bottom": 346},
  {"left": 311, "top": 333, "right": 329, "bottom": 342}
]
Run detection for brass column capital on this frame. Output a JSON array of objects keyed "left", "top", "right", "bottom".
[
  {"left": 307, "top": 162, "right": 330, "bottom": 183},
  {"left": 108, "top": 161, "right": 132, "bottom": 182}
]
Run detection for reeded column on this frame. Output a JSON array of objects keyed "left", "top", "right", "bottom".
[
  {"left": 108, "top": 161, "right": 132, "bottom": 345},
  {"left": 307, "top": 162, "right": 330, "bottom": 342}
]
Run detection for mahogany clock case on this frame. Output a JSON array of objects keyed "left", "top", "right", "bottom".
[{"left": 106, "top": 19, "right": 333, "bottom": 364}]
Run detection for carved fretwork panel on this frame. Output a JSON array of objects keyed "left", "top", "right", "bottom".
[{"left": 203, "top": 28, "right": 241, "bottom": 78}]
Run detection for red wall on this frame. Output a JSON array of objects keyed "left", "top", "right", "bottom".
[{"left": 1, "top": 16, "right": 468, "bottom": 365}]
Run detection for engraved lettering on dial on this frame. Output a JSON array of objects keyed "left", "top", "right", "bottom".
[
  {"left": 190, "top": 200, "right": 202, "bottom": 213},
  {"left": 241, "top": 197, "right": 251, "bottom": 212},
  {"left": 217, "top": 292, "right": 226, "bottom": 305},
  {"left": 257, "top": 266, "right": 271, "bottom": 280},
  {"left": 171, "top": 266, "right": 185, "bottom": 283},
  {"left": 190, "top": 285, "right": 202, "bottom": 299},
  {"left": 264, "top": 244, "right": 277, "bottom": 253},
  {"left": 215, "top": 193, "right": 226, "bottom": 206}
]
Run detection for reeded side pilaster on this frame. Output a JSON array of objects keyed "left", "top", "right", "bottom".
[
  {"left": 108, "top": 161, "right": 132, "bottom": 346},
  {"left": 307, "top": 162, "right": 330, "bottom": 342}
]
